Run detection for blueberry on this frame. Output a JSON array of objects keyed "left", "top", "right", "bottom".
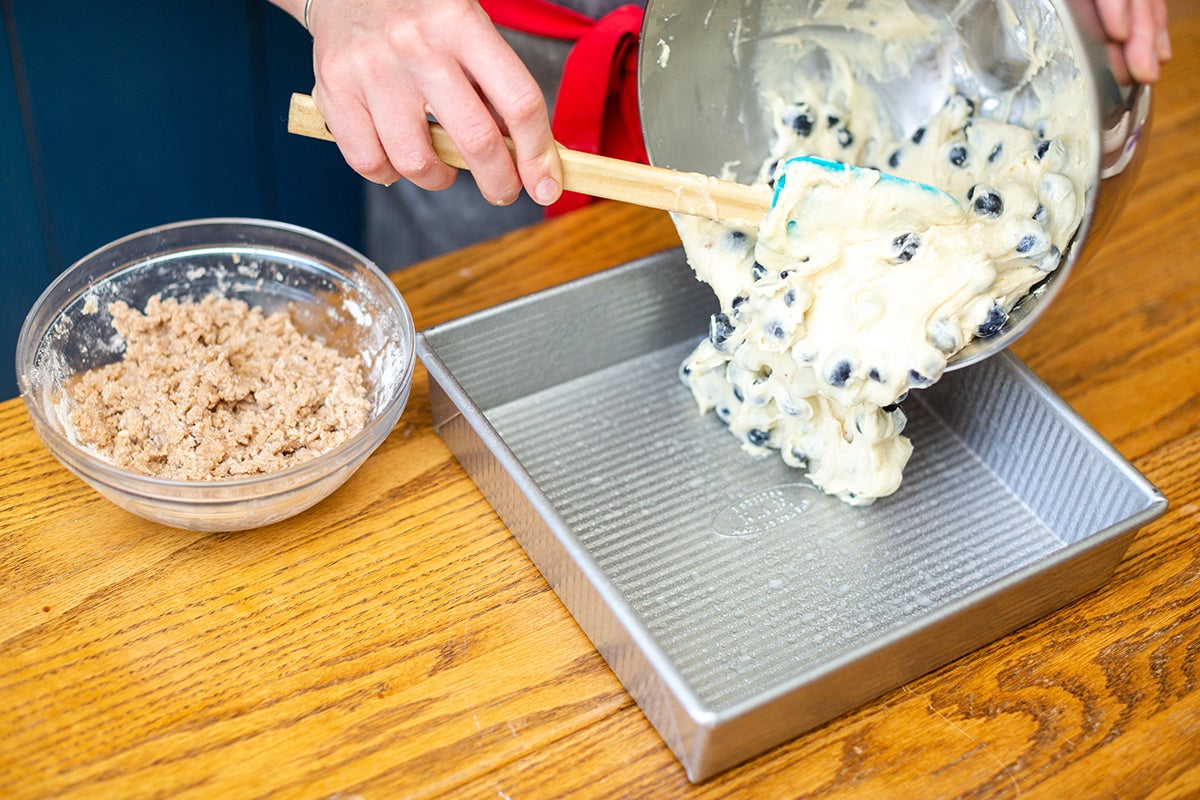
[
  {"left": 1033, "top": 205, "right": 1048, "bottom": 223},
  {"left": 912, "top": 127, "right": 926, "bottom": 144},
  {"left": 829, "top": 360, "right": 852, "bottom": 387},
  {"left": 948, "top": 145, "right": 968, "bottom": 167},
  {"left": 733, "top": 385, "right": 745, "bottom": 401},
  {"left": 909, "top": 369, "right": 932, "bottom": 386},
  {"left": 710, "top": 313, "right": 736, "bottom": 350},
  {"left": 746, "top": 429, "right": 771, "bottom": 447},
  {"left": 971, "top": 188, "right": 1004, "bottom": 217},
  {"left": 784, "top": 288, "right": 797, "bottom": 307},
  {"left": 779, "top": 270, "right": 791, "bottom": 279},
  {"left": 892, "top": 232, "right": 920, "bottom": 262},
  {"left": 727, "top": 230, "right": 749, "bottom": 248},
  {"left": 988, "top": 143, "right": 1003, "bottom": 163},
  {"left": 888, "top": 150, "right": 902, "bottom": 169},
  {"left": 767, "top": 321, "right": 786, "bottom": 339},
  {"left": 1034, "top": 139, "right": 1051, "bottom": 160},
  {"left": 837, "top": 127, "right": 854, "bottom": 148},
  {"left": 827, "top": 114, "right": 840, "bottom": 127},
  {"left": 869, "top": 368, "right": 884, "bottom": 382},
  {"left": 1037, "top": 244, "right": 1062, "bottom": 272},
  {"left": 731, "top": 294, "right": 748, "bottom": 310},
  {"left": 787, "top": 103, "right": 815, "bottom": 137},
  {"left": 751, "top": 262, "right": 768, "bottom": 281},
  {"left": 976, "top": 302, "right": 1007, "bottom": 338},
  {"left": 945, "top": 94, "right": 977, "bottom": 116},
  {"left": 716, "top": 406, "right": 732, "bottom": 423},
  {"left": 790, "top": 448, "right": 808, "bottom": 465},
  {"left": 1016, "top": 234, "right": 1039, "bottom": 254},
  {"left": 929, "top": 320, "right": 959, "bottom": 353}
]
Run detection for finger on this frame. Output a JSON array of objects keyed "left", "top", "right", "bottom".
[
  {"left": 1152, "top": 0, "right": 1172, "bottom": 62},
  {"left": 311, "top": 85, "right": 404, "bottom": 186},
  {"left": 1106, "top": 41, "right": 1133, "bottom": 85},
  {"left": 465, "top": 46, "right": 563, "bottom": 206},
  {"left": 449, "top": 8, "right": 560, "bottom": 205},
  {"left": 363, "top": 84, "right": 460, "bottom": 193},
  {"left": 1095, "top": 0, "right": 1131, "bottom": 42},
  {"left": 1125, "top": 0, "right": 1161, "bottom": 82},
  {"left": 477, "top": 86, "right": 562, "bottom": 207},
  {"left": 423, "top": 69, "right": 525, "bottom": 206}
]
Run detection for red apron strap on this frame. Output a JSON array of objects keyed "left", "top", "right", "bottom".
[
  {"left": 477, "top": 0, "right": 594, "bottom": 39},
  {"left": 478, "top": 1, "right": 648, "bottom": 216},
  {"left": 549, "top": 5, "right": 645, "bottom": 214}
]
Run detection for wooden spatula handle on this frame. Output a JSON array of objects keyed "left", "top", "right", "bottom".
[{"left": 287, "top": 93, "right": 771, "bottom": 226}]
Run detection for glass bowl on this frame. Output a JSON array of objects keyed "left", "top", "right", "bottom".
[{"left": 16, "top": 218, "right": 416, "bottom": 531}]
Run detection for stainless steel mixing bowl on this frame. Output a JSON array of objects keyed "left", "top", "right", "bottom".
[{"left": 638, "top": 0, "right": 1151, "bottom": 369}]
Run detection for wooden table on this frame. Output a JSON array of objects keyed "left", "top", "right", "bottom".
[{"left": 4, "top": 11, "right": 1199, "bottom": 799}]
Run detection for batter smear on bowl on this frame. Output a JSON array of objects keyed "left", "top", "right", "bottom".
[{"left": 64, "top": 294, "right": 370, "bottom": 480}]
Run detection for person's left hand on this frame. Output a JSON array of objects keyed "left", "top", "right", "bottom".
[{"left": 1091, "top": 0, "right": 1171, "bottom": 83}]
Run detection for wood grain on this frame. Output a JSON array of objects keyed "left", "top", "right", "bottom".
[{"left": 3, "top": 7, "right": 1199, "bottom": 798}]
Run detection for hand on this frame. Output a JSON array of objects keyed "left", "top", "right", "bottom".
[
  {"left": 1092, "top": 0, "right": 1172, "bottom": 83},
  {"left": 299, "top": 0, "right": 563, "bottom": 207}
]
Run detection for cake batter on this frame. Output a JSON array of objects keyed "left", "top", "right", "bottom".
[{"left": 676, "top": 5, "right": 1092, "bottom": 504}]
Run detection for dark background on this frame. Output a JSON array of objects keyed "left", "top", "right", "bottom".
[{"left": 2, "top": 0, "right": 367, "bottom": 399}]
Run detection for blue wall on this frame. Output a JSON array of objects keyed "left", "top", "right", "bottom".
[{"left": 2, "top": 1, "right": 366, "bottom": 399}]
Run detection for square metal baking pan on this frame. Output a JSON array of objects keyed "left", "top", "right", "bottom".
[{"left": 416, "top": 248, "right": 1168, "bottom": 782}]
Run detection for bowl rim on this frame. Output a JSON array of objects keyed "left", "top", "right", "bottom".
[{"left": 16, "top": 216, "right": 417, "bottom": 492}]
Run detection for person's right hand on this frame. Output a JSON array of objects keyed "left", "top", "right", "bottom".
[{"left": 305, "top": 0, "right": 564, "bottom": 208}]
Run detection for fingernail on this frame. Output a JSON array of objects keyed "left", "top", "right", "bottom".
[
  {"left": 1158, "top": 30, "right": 1172, "bottom": 61},
  {"left": 533, "top": 177, "right": 561, "bottom": 206}
]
